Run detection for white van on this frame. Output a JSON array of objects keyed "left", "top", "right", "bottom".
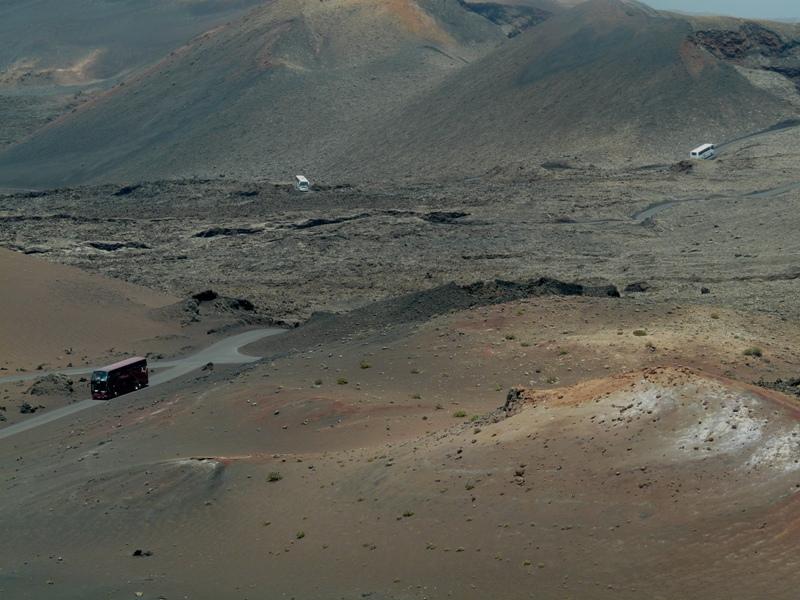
[
  {"left": 689, "top": 144, "right": 716, "bottom": 160},
  {"left": 294, "top": 175, "right": 310, "bottom": 192}
]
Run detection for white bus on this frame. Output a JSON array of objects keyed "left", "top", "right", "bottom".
[
  {"left": 689, "top": 143, "right": 716, "bottom": 160},
  {"left": 294, "top": 175, "right": 310, "bottom": 192}
]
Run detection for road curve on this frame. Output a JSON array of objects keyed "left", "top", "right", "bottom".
[{"left": 0, "top": 328, "right": 286, "bottom": 441}]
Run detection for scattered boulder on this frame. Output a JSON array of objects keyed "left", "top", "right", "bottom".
[
  {"left": 192, "top": 226, "right": 263, "bottom": 238},
  {"left": 422, "top": 211, "right": 469, "bottom": 224},
  {"left": 20, "top": 401, "right": 42, "bottom": 414},
  {"left": 290, "top": 213, "right": 370, "bottom": 229},
  {"left": 541, "top": 160, "right": 573, "bottom": 170},
  {"left": 228, "top": 298, "right": 255, "bottom": 312},
  {"left": 184, "top": 291, "right": 259, "bottom": 323},
  {"left": 113, "top": 184, "right": 141, "bottom": 196},
  {"left": 132, "top": 549, "right": 153, "bottom": 557},
  {"left": 504, "top": 387, "right": 527, "bottom": 416},
  {"left": 87, "top": 241, "right": 150, "bottom": 251},
  {"left": 192, "top": 290, "right": 219, "bottom": 303},
  {"left": 624, "top": 281, "right": 651, "bottom": 293},
  {"left": 670, "top": 160, "right": 694, "bottom": 174},
  {"left": 26, "top": 374, "right": 74, "bottom": 397},
  {"left": 757, "top": 377, "right": 800, "bottom": 398}
]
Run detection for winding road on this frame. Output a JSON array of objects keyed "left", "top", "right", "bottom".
[
  {"left": 0, "top": 328, "right": 286, "bottom": 441},
  {"left": 561, "top": 118, "right": 800, "bottom": 225}
]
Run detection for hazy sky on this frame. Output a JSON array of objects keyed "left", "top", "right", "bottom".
[{"left": 646, "top": 0, "right": 799, "bottom": 19}]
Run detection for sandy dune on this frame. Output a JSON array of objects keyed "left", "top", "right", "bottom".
[{"left": 0, "top": 248, "right": 180, "bottom": 372}]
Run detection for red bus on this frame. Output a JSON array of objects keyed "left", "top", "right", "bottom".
[{"left": 90, "top": 357, "right": 148, "bottom": 400}]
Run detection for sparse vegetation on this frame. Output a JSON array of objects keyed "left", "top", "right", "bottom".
[
  {"left": 453, "top": 410, "right": 467, "bottom": 418},
  {"left": 267, "top": 472, "right": 283, "bottom": 482},
  {"left": 296, "top": 531, "right": 305, "bottom": 539},
  {"left": 402, "top": 510, "right": 415, "bottom": 518},
  {"left": 743, "top": 347, "right": 763, "bottom": 357},
  {"left": 337, "top": 377, "right": 348, "bottom": 385},
  {"left": 633, "top": 329, "right": 648, "bottom": 336},
  {"left": 359, "top": 361, "right": 371, "bottom": 369}
]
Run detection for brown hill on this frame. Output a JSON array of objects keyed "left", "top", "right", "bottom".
[
  {"left": 0, "top": 248, "right": 179, "bottom": 371},
  {"left": 3, "top": 293, "right": 800, "bottom": 598}
]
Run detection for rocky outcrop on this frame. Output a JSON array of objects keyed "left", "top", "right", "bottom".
[
  {"left": 26, "top": 374, "right": 75, "bottom": 397},
  {"left": 691, "top": 24, "right": 800, "bottom": 88},
  {"left": 457, "top": 0, "right": 551, "bottom": 37}
]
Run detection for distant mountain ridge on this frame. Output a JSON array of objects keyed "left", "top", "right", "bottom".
[{"left": 0, "top": 0, "right": 797, "bottom": 187}]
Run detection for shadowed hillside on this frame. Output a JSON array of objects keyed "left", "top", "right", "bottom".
[
  {"left": 0, "top": 0, "right": 265, "bottom": 84},
  {"left": 0, "top": 0, "right": 265, "bottom": 149},
  {"left": 0, "top": 0, "right": 797, "bottom": 186},
  {"left": 0, "top": 0, "right": 511, "bottom": 187},
  {"left": 350, "top": 0, "right": 798, "bottom": 176}
]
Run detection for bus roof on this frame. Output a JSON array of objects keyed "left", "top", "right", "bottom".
[
  {"left": 96, "top": 356, "right": 147, "bottom": 373},
  {"left": 691, "top": 143, "right": 715, "bottom": 153}
]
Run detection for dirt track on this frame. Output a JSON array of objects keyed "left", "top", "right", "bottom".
[{"left": 0, "top": 328, "right": 285, "bottom": 440}]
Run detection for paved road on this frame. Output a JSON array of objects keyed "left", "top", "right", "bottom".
[{"left": 0, "top": 328, "right": 286, "bottom": 441}]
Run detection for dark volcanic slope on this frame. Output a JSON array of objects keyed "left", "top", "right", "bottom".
[
  {"left": 350, "top": 0, "right": 797, "bottom": 175},
  {"left": 0, "top": 0, "right": 265, "bottom": 84},
  {"left": 0, "top": 0, "right": 266, "bottom": 151},
  {"left": 0, "top": 0, "right": 508, "bottom": 188},
  {"left": 0, "top": 0, "right": 796, "bottom": 186}
]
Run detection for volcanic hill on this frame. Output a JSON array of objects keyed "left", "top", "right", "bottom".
[{"left": 0, "top": 0, "right": 798, "bottom": 187}]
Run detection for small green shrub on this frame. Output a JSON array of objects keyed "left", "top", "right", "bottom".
[
  {"left": 453, "top": 410, "right": 467, "bottom": 418},
  {"left": 267, "top": 472, "right": 283, "bottom": 482},
  {"left": 633, "top": 330, "right": 648, "bottom": 337},
  {"left": 743, "top": 347, "right": 763, "bottom": 357},
  {"left": 337, "top": 378, "right": 348, "bottom": 385}
]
